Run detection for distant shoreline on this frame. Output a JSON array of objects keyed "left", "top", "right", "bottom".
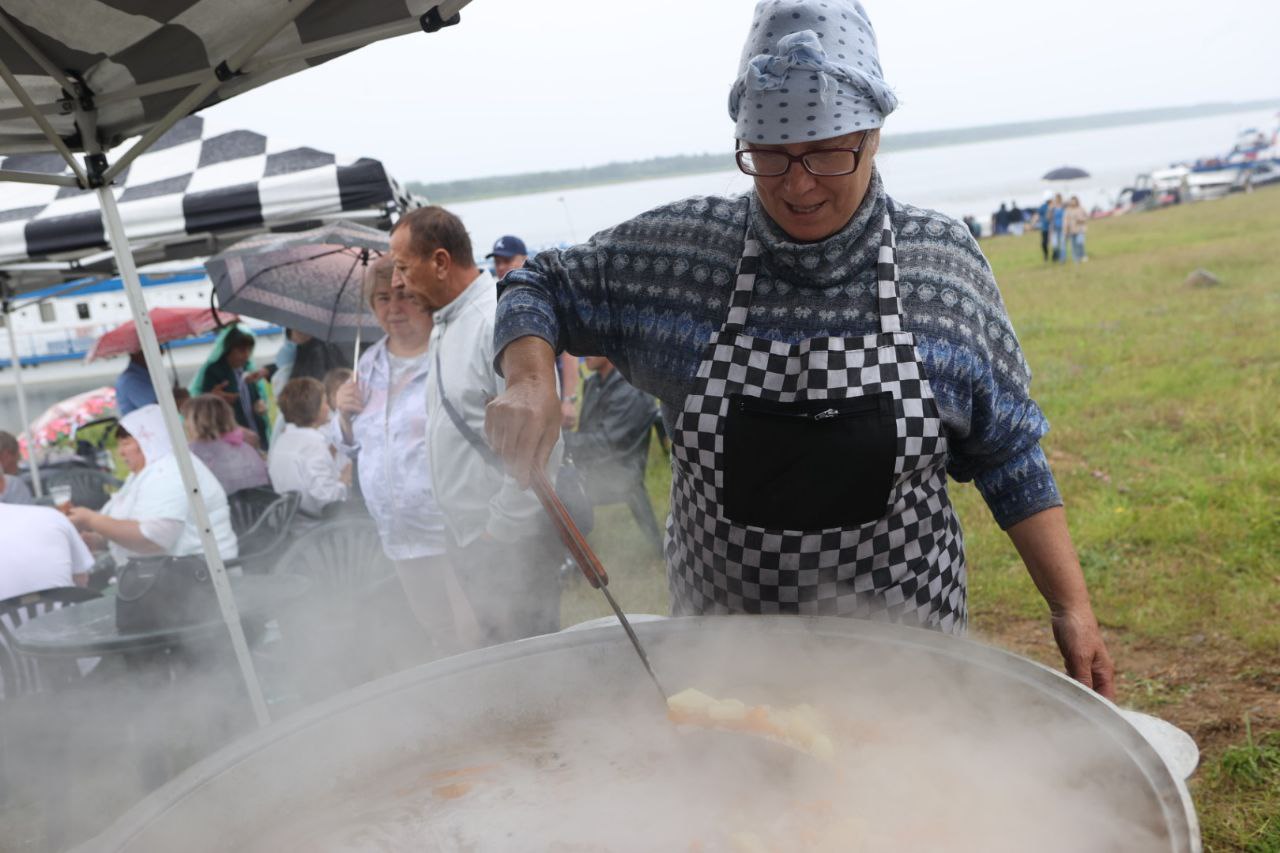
[{"left": 409, "top": 98, "right": 1280, "bottom": 204}]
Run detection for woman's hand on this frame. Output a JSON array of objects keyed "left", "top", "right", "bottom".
[
  {"left": 1051, "top": 606, "right": 1115, "bottom": 699},
  {"left": 66, "top": 506, "right": 99, "bottom": 533},
  {"left": 253, "top": 399, "right": 268, "bottom": 415},
  {"left": 1005, "top": 506, "right": 1117, "bottom": 699},
  {"left": 80, "top": 530, "right": 107, "bottom": 552},
  {"left": 485, "top": 337, "right": 560, "bottom": 488},
  {"left": 335, "top": 380, "right": 364, "bottom": 419},
  {"left": 561, "top": 398, "right": 578, "bottom": 430}
]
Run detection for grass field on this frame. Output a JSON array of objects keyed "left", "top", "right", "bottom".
[{"left": 564, "top": 188, "right": 1280, "bottom": 851}]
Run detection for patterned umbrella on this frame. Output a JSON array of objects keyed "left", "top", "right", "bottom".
[
  {"left": 205, "top": 221, "right": 386, "bottom": 343},
  {"left": 22, "top": 387, "right": 117, "bottom": 453},
  {"left": 86, "top": 306, "right": 240, "bottom": 362}
]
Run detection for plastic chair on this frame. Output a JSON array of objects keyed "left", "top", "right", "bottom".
[
  {"left": 264, "top": 517, "right": 411, "bottom": 704},
  {"left": 0, "top": 586, "right": 102, "bottom": 702},
  {"left": 271, "top": 516, "right": 394, "bottom": 592},
  {"left": 36, "top": 467, "right": 121, "bottom": 511},
  {"left": 227, "top": 486, "right": 282, "bottom": 537},
  {"left": 227, "top": 491, "right": 301, "bottom": 574}
]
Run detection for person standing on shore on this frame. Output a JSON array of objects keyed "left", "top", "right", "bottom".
[
  {"left": 1008, "top": 201, "right": 1025, "bottom": 237},
  {"left": 1064, "top": 196, "right": 1089, "bottom": 263},
  {"left": 1051, "top": 193, "right": 1067, "bottom": 263},
  {"left": 1037, "top": 192, "right": 1052, "bottom": 261}
]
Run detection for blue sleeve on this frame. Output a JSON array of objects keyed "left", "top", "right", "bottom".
[{"left": 494, "top": 221, "right": 633, "bottom": 377}]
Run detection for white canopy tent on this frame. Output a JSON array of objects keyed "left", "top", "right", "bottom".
[{"left": 0, "top": 0, "right": 470, "bottom": 726}]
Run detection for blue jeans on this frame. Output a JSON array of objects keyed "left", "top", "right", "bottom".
[{"left": 1070, "top": 233, "right": 1086, "bottom": 262}]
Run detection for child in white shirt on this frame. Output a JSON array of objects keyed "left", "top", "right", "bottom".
[{"left": 268, "top": 378, "right": 350, "bottom": 517}]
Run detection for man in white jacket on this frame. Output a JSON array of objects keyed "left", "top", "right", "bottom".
[{"left": 390, "top": 207, "right": 563, "bottom": 645}]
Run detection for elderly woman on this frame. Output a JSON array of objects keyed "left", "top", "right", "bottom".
[
  {"left": 184, "top": 393, "right": 271, "bottom": 496},
  {"left": 67, "top": 405, "right": 237, "bottom": 566},
  {"left": 332, "top": 257, "right": 471, "bottom": 651},
  {"left": 486, "top": 0, "right": 1114, "bottom": 695}
]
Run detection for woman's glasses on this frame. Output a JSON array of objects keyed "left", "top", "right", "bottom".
[{"left": 735, "top": 136, "right": 866, "bottom": 177}]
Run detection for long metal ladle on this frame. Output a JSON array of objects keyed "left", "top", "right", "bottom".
[{"left": 530, "top": 467, "right": 668, "bottom": 703}]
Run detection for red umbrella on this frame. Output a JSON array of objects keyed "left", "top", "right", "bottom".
[{"left": 86, "top": 306, "right": 239, "bottom": 362}]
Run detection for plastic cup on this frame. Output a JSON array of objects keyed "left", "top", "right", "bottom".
[{"left": 49, "top": 484, "right": 73, "bottom": 511}]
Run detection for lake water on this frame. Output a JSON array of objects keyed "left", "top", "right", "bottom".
[
  {"left": 2, "top": 108, "right": 1275, "bottom": 434},
  {"left": 452, "top": 108, "right": 1278, "bottom": 252}
]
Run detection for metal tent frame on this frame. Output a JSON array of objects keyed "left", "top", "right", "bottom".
[{"left": 0, "top": 0, "right": 467, "bottom": 727}]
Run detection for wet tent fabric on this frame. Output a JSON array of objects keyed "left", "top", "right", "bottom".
[
  {"left": 0, "top": 115, "right": 414, "bottom": 268},
  {"left": 0, "top": 0, "right": 464, "bottom": 158}
]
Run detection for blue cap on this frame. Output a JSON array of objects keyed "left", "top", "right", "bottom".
[{"left": 486, "top": 235, "right": 527, "bottom": 258}]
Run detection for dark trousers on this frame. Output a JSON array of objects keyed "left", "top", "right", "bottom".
[
  {"left": 448, "top": 528, "right": 562, "bottom": 647},
  {"left": 1040, "top": 228, "right": 1050, "bottom": 261}
]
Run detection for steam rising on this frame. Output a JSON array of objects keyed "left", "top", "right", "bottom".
[{"left": 39, "top": 618, "right": 1181, "bottom": 852}]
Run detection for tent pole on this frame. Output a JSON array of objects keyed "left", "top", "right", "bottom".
[
  {"left": 0, "top": 55, "right": 88, "bottom": 185},
  {"left": 2, "top": 298, "right": 42, "bottom": 497},
  {"left": 96, "top": 184, "right": 271, "bottom": 728}
]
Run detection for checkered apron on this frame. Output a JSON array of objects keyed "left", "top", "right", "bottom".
[{"left": 666, "top": 206, "right": 967, "bottom": 634}]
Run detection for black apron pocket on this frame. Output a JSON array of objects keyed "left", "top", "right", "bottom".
[{"left": 722, "top": 392, "right": 897, "bottom": 530}]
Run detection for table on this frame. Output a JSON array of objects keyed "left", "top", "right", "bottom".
[
  {"left": 8, "top": 573, "right": 313, "bottom": 799},
  {"left": 12, "top": 573, "right": 311, "bottom": 658}
]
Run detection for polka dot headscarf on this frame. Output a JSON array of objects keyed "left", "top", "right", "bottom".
[{"left": 729, "top": 0, "right": 898, "bottom": 145}]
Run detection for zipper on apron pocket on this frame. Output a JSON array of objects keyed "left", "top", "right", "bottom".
[{"left": 736, "top": 394, "right": 884, "bottom": 421}]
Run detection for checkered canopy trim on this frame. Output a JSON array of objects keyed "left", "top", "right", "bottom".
[
  {"left": 0, "top": 115, "right": 413, "bottom": 270},
  {"left": 0, "top": 0, "right": 468, "bottom": 153}
]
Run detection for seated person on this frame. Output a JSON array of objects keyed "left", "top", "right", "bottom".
[
  {"left": 184, "top": 394, "right": 271, "bottom": 496},
  {"left": 268, "top": 378, "right": 350, "bottom": 517},
  {"left": 564, "top": 357, "right": 662, "bottom": 554},
  {"left": 0, "top": 504, "right": 93, "bottom": 601},
  {"left": 0, "top": 430, "right": 33, "bottom": 505},
  {"left": 67, "top": 405, "right": 238, "bottom": 567}
]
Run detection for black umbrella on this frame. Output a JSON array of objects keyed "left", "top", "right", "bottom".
[
  {"left": 1042, "top": 166, "right": 1091, "bottom": 181},
  {"left": 206, "top": 221, "right": 388, "bottom": 350}
]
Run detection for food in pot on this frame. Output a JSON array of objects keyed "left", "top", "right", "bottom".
[{"left": 667, "top": 687, "right": 836, "bottom": 760}]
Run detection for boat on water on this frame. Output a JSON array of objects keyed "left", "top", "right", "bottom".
[
  {"left": 0, "top": 268, "right": 282, "bottom": 386},
  {"left": 1149, "top": 115, "right": 1280, "bottom": 200}
]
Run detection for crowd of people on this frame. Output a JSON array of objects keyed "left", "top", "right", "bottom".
[
  {"left": 962, "top": 194, "right": 1090, "bottom": 265},
  {"left": 1, "top": 219, "right": 663, "bottom": 660},
  {"left": 3, "top": 0, "right": 1114, "bottom": 702}
]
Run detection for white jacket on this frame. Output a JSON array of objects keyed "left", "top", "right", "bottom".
[
  {"left": 426, "top": 270, "right": 561, "bottom": 546},
  {"left": 332, "top": 337, "right": 448, "bottom": 559}
]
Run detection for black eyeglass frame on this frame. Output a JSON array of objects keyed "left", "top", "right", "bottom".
[{"left": 734, "top": 134, "right": 867, "bottom": 177}]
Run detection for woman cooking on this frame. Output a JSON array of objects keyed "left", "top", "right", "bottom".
[{"left": 486, "top": 0, "right": 1115, "bottom": 696}]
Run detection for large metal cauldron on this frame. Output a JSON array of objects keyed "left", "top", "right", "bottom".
[{"left": 77, "top": 617, "right": 1199, "bottom": 852}]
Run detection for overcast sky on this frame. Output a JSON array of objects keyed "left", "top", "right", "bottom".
[{"left": 202, "top": 0, "right": 1280, "bottom": 184}]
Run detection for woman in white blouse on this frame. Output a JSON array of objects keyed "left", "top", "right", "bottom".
[
  {"left": 268, "top": 378, "right": 350, "bottom": 517},
  {"left": 333, "top": 257, "right": 474, "bottom": 653},
  {"left": 67, "top": 405, "right": 238, "bottom": 565}
]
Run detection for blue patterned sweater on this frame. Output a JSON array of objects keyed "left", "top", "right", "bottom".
[{"left": 495, "top": 171, "right": 1061, "bottom": 529}]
